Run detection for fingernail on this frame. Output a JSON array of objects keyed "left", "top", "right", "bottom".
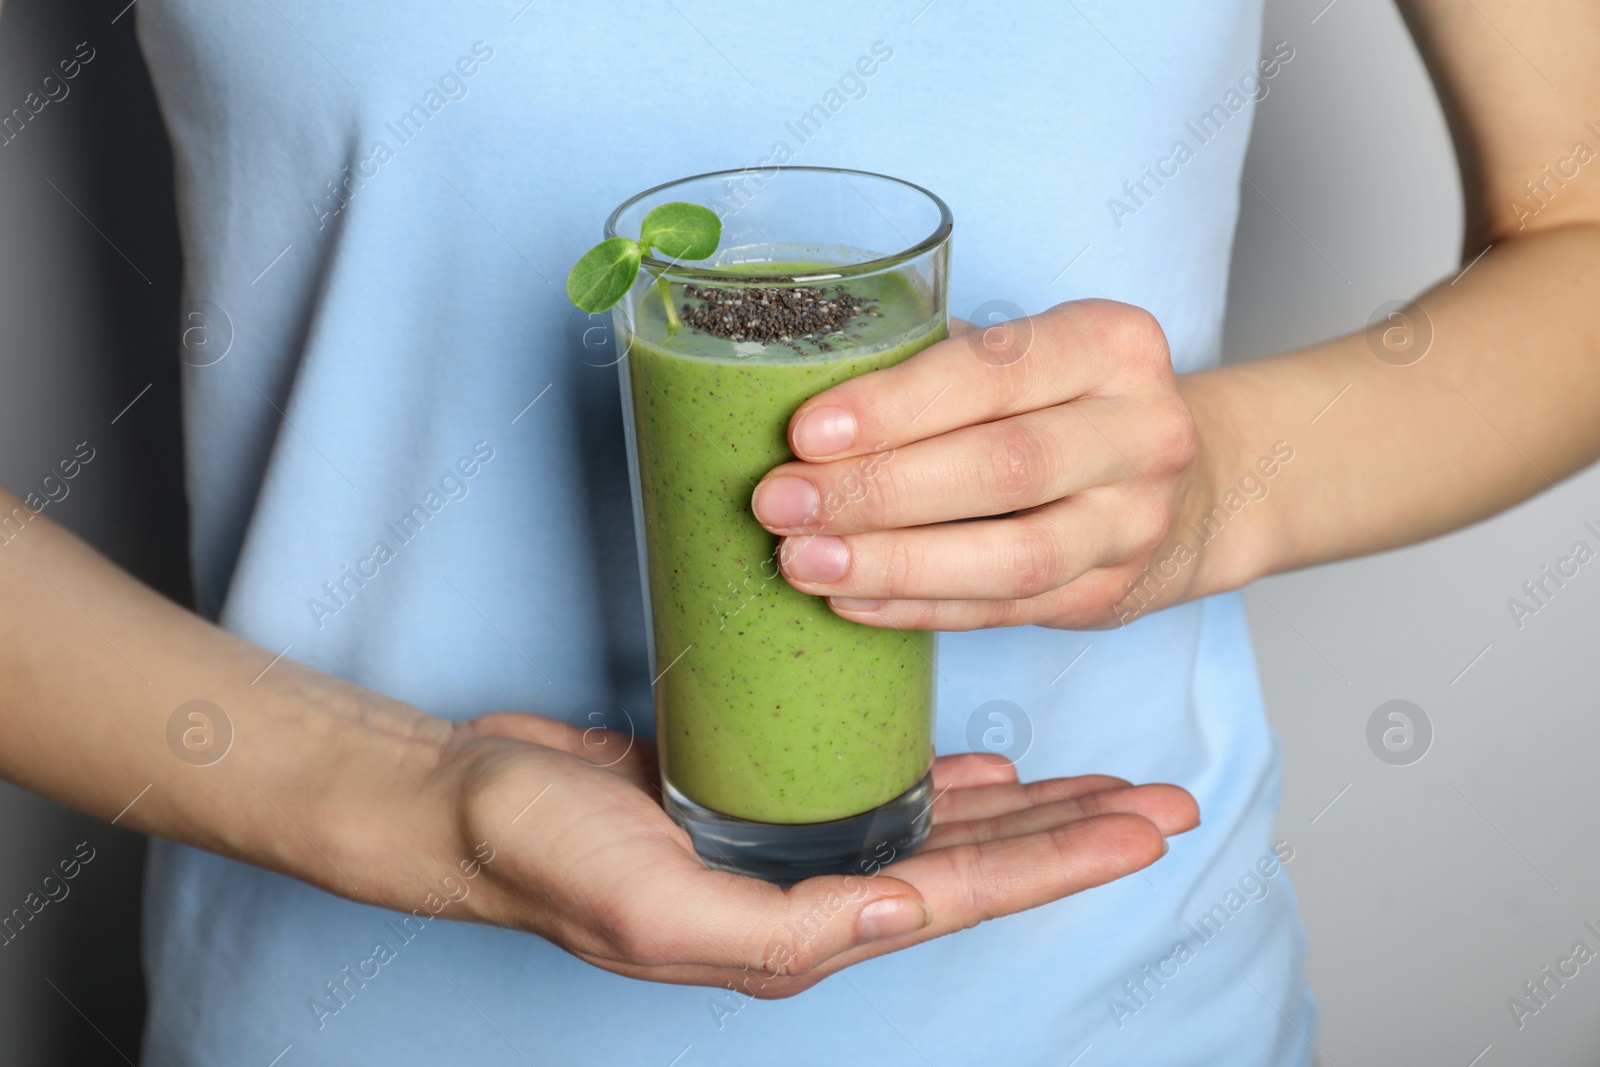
[
  {"left": 1161, "top": 840, "right": 1170, "bottom": 857},
  {"left": 830, "top": 597, "right": 884, "bottom": 613},
  {"left": 752, "top": 477, "right": 820, "bottom": 528},
  {"left": 857, "top": 898, "right": 930, "bottom": 944},
  {"left": 793, "top": 406, "right": 857, "bottom": 457},
  {"left": 782, "top": 535, "right": 849, "bottom": 583}
]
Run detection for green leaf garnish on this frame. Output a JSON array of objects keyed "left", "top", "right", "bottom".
[
  {"left": 639, "top": 202, "right": 720, "bottom": 261},
  {"left": 564, "top": 202, "right": 721, "bottom": 316},
  {"left": 565, "top": 237, "right": 642, "bottom": 314}
]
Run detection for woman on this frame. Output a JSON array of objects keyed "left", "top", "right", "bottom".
[{"left": 3, "top": 1, "right": 1595, "bottom": 1063}]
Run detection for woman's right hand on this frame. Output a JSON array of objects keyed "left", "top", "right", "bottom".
[{"left": 433, "top": 710, "right": 1197, "bottom": 998}]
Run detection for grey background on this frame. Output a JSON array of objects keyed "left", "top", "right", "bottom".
[
  {"left": 0, "top": 0, "right": 183, "bottom": 1063},
  {"left": 1, "top": 0, "right": 1596, "bottom": 1063},
  {"left": 1229, "top": 2, "right": 1600, "bottom": 1066}
]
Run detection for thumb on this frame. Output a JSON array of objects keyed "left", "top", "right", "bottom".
[
  {"left": 460, "top": 711, "right": 652, "bottom": 779},
  {"left": 463, "top": 710, "right": 585, "bottom": 749},
  {"left": 732, "top": 874, "right": 932, "bottom": 978},
  {"left": 852, "top": 880, "right": 934, "bottom": 944}
]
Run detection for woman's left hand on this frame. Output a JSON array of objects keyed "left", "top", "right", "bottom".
[{"left": 752, "top": 299, "right": 1207, "bottom": 631}]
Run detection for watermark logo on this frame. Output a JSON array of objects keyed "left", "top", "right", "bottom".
[
  {"left": 166, "top": 699, "right": 233, "bottom": 766},
  {"left": 964, "top": 699, "right": 1033, "bottom": 765},
  {"left": 0, "top": 40, "right": 96, "bottom": 150},
  {"left": 1365, "top": 300, "right": 1433, "bottom": 367},
  {"left": 180, "top": 299, "right": 234, "bottom": 368},
  {"left": 965, "top": 299, "right": 1033, "bottom": 367},
  {"left": 1115, "top": 442, "right": 1295, "bottom": 625},
  {"left": 1366, "top": 699, "right": 1431, "bottom": 766},
  {"left": 309, "top": 41, "right": 495, "bottom": 231},
  {"left": 706, "top": 41, "right": 896, "bottom": 222},
  {"left": 1106, "top": 40, "right": 1295, "bottom": 231},
  {"left": 1507, "top": 123, "right": 1600, "bottom": 233},
  {"left": 0, "top": 840, "right": 96, "bottom": 948},
  {"left": 308, "top": 840, "right": 496, "bottom": 1031},
  {"left": 708, "top": 844, "right": 901, "bottom": 1030},
  {"left": 574, "top": 700, "right": 636, "bottom": 769},
  {"left": 306, "top": 441, "right": 496, "bottom": 630},
  {"left": 1507, "top": 526, "right": 1598, "bottom": 630},
  {"left": 1108, "top": 841, "right": 1295, "bottom": 1030},
  {"left": 1508, "top": 922, "right": 1600, "bottom": 1031},
  {"left": 567, "top": 306, "right": 621, "bottom": 367},
  {"left": 1, "top": 441, "right": 95, "bottom": 549}
]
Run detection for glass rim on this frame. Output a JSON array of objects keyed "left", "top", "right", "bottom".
[{"left": 603, "top": 165, "right": 953, "bottom": 284}]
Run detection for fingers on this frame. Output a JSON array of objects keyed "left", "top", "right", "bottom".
[
  {"left": 874, "top": 812, "right": 1169, "bottom": 946},
  {"left": 754, "top": 397, "right": 1145, "bottom": 535},
  {"left": 826, "top": 563, "right": 1140, "bottom": 631},
  {"left": 930, "top": 774, "right": 1133, "bottom": 824},
  {"left": 930, "top": 751, "right": 1019, "bottom": 792},
  {"left": 925, "top": 782, "right": 1198, "bottom": 850},
  {"left": 785, "top": 300, "right": 1169, "bottom": 461},
  {"left": 776, "top": 493, "right": 1146, "bottom": 603}
]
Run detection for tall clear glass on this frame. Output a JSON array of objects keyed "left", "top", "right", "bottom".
[{"left": 606, "top": 167, "right": 951, "bottom": 884}]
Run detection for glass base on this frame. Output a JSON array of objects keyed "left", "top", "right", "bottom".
[{"left": 662, "top": 770, "right": 935, "bottom": 886}]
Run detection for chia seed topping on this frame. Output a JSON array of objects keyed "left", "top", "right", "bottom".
[{"left": 680, "top": 283, "right": 878, "bottom": 352}]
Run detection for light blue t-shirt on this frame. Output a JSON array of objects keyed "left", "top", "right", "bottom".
[{"left": 135, "top": 3, "right": 1315, "bottom": 1064}]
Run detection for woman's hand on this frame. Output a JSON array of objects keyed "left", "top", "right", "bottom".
[
  {"left": 751, "top": 300, "right": 1210, "bottom": 630},
  {"left": 0, "top": 483, "right": 1197, "bottom": 1003},
  {"left": 433, "top": 710, "right": 1196, "bottom": 998}
]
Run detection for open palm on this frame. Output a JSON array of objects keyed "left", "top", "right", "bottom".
[{"left": 445, "top": 711, "right": 1197, "bottom": 998}]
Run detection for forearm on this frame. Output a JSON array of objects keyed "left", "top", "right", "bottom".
[
  {"left": 1182, "top": 221, "right": 1600, "bottom": 594},
  {"left": 0, "top": 488, "right": 454, "bottom": 905}
]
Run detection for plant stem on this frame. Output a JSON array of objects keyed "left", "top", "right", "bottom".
[{"left": 652, "top": 271, "right": 681, "bottom": 335}]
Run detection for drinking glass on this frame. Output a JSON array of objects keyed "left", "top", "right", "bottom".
[{"left": 607, "top": 166, "right": 951, "bottom": 883}]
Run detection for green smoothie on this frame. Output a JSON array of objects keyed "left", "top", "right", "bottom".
[{"left": 625, "top": 264, "right": 944, "bottom": 824}]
